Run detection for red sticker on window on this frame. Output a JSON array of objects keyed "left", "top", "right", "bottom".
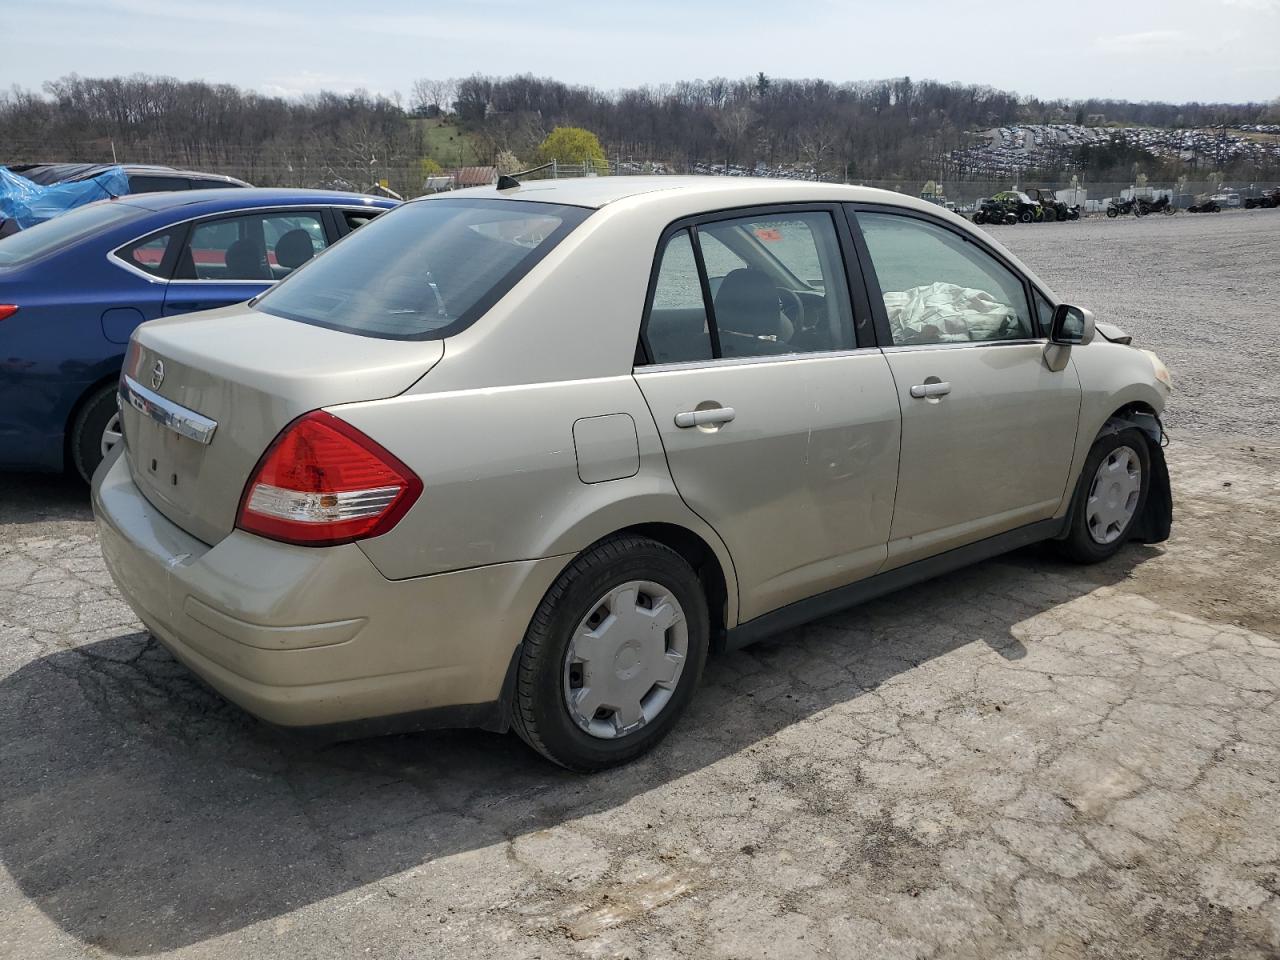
[{"left": 754, "top": 227, "right": 783, "bottom": 242}]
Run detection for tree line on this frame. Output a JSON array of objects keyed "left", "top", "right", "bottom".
[{"left": 3, "top": 72, "right": 1277, "bottom": 193}]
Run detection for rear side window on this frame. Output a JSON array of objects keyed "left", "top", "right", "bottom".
[
  {"left": 640, "top": 209, "right": 855, "bottom": 364},
  {"left": 255, "top": 199, "right": 590, "bottom": 340},
  {"left": 128, "top": 175, "right": 188, "bottom": 193},
  {"left": 0, "top": 201, "right": 141, "bottom": 267},
  {"left": 176, "top": 211, "right": 327, "bottom": 281}
]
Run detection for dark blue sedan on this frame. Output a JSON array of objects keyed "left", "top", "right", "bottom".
[{"left": 0, "top": 188, "right": 398, "bottom": 479}]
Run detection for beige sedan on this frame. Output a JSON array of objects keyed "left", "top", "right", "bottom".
[{"left": 93, "top": 178, "right": 1173, "bottom": 770}]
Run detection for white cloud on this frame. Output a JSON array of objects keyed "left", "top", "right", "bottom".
[{"left": 261, "top": 71, "right": 375, "bottom": 99}]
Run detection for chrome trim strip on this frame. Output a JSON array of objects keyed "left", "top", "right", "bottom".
[
  {"left": 635, "top": 345, "right": 880, "bottom": 374},
  {"left": 120, "top": 375, "right": 218, "bottom": 445},
  {"left": 879, "top": 338, "right": 1047, "bottom": 353}
]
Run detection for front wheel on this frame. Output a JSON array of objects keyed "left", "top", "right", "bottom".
[
  {"left": 1019, "top": 209, "right": 1035, "bottom": 223},
  {"left": 70, "top": 383, "right": 123, "bottom": 483},
  {"left": 511, "top": 535, "right": 710, "bottom": 771},
  {"left": 1106, "top": 207, "right": 1118, "bottom": 218},
  {"left": 1057, "top": 428, "right": 1151, "bottom": 564}
]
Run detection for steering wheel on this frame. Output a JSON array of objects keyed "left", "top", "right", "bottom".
[{"left": 776, "top": 287, "right": 804, "bottom": 326}]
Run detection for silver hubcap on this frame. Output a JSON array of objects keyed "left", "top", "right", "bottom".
[
  {"left": 563, "top": 580, "right": 688, "bottom": 739},
  {"left": 1086, "top": 445, "right": 1142, "bottom": 545},
  {"left": 100, "top": 412, "right": 123, "bottom": 459}
]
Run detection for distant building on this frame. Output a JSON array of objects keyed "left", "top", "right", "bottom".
[{"left": 446, "top": 166, "right": 497, "bottom": 188}]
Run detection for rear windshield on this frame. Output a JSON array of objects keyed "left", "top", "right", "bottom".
[
  {"left": 253, "top": 198, "right": 591, "bottom": 340},
  {"left": 0, "top": 200, "right": 142, "bottom": 267}
]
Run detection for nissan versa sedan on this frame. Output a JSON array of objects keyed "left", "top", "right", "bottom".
[
  {"left": 93, "top": 177, "right": 1173, "bottom": 771},
  {"left": 0, "top": 189, "right": 397, "bottom": 480}
]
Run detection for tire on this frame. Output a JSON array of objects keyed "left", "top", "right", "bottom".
[
  {"left": 1043, "top": 208, "right": 1057, "bottom": 222},
  {"left": 511, "top": 534, "right": 710, "bottom": 771},
  {"left": 1019, "top": 209, "right": 1035, "bottom": 223},
  {"left": 973, "top": 213, "right": 986, "bottom": 225},
  {"left": 70, "top": 383, "right": 123, "bottom": 483},
  {"left": 1056, "top": 427, "right": 1152, "bottom": 564},
  {"left": 1106, "top": 206, "right": 1118, "bottom": 218}
]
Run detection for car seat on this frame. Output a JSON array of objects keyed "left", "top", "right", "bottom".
[
  {"left": 274, "top": 229, "right": 317, "bottom": 273},
  {"left": 712, "top": 268, "right": 794, "bottom": 356}
]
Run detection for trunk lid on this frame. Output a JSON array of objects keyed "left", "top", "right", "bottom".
[{"left": 121, "top": 304, "right": 443, "bottom": 546}]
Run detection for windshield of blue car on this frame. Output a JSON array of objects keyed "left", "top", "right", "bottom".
[
  {"left": 254, "top": 198, "right": 592, "bottom": 340},
  {"left": 0, "top": 201, "right": 144, "bottom": 267}
]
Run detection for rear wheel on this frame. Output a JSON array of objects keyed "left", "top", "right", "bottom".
[
  {"left": 511, "top": 535, "right": 710, "bottom": 771},
  {"left": 1019, "top": 209, "right": 1035, "bottom": 223},
  {"left": 1106, "top": 206, "right": 1118, "bottom": 218},
  {"left": 1057, "top": 428, "right": 1151, "bottom": 564},
  {"left": 70, "top": 383, "right": 122, "bottom": 483}
]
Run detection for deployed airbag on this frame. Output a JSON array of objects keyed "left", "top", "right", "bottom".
[
  {"left": 882, "top": 281, "right": 1018, "bottom": 343},
  {"left": 0, "top": 165, "right": 130, "bottom": 230}
]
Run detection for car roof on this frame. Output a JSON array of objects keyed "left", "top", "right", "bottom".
[
  {"left": 114, "top": 187, "right": 398, "bottom": 213},
  {"left": 426, "top": 175, "right": 951, "bottom": 213}
]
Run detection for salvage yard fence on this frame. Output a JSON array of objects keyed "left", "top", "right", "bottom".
[{"left": 3, "top": 139, "right": 1272, "bottom": 213}]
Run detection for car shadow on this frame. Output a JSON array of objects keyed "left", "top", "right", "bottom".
[
  {"left": 0, "top": 542, "right": 1158, "bottom": 954},
  {"left": 0, "top": 471, "right": 92, "bottom": 525}
]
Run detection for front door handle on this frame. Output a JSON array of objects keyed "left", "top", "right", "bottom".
[
  {"left": 674, "top": 407, "right": 736, "bottom": 428},
  {"left": 909, "top": 382, "right": 951, "bottom": 399}
]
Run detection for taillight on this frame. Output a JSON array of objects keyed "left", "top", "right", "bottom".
[
  {"left": 0, "top": 305, "right": 18, "bottom": 322},
  {"left": 236, "top": 411, "right": 422, "bottom": 547}
]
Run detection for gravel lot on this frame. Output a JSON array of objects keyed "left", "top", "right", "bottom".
[{"left": 2, "top": 211, "right": 1278, "bottom": 959}]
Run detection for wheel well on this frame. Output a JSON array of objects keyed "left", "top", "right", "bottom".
[
  {"left": 622, "top": 522, "right": 731, "bottom": 652},
  {"left": 1103, "top": 402, "right": 1162, "bottom": 444},
  {"left": 63, "top": 373, "right": 121, "bottom": 471}
]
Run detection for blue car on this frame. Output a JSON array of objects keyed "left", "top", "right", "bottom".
[{"left": 0, "top": 188, "right": 398, "bottom": 480}]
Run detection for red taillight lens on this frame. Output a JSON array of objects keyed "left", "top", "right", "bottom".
[
  {"left": 0, "top": 305, "right": 18, "bottom": 322},
  {"left": 236, "top": 411, "right": 422, "bottom": 546}
]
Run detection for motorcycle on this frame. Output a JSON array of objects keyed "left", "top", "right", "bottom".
[
  {"left": 1187, "top": 199, "right": 1221, "bottom": 213},
  {"left": 1137, "top": 196, "right": 1176, "bottom": 216},
  {"left": 972, "top": 198, "right": 1017, "bottom": 226},
  {"left": 1064, "top": 204, "right": 1081, "bottom": 221},
  {"left": 1105, "top": 198, "right": 1138, "bottom": 218}
]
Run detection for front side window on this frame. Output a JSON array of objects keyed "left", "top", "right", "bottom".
[
  {"left": 254, "top": 199, "right": 590, "bottom": 340},
  {"left": 856, "top": 212, "right": 1033, "bottom": 346},
  {"left": 177, "top": 211, "right": 327, "bottom": 282},
  {"left": 640, "top": 209, "right": 855, "bottom": 364}
]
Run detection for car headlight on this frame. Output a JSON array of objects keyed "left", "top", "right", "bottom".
[{"left": 1141, "top": 349, "right": 1173, "bottom": 391}]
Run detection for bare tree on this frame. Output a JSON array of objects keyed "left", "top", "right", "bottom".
[{"left": 712, "top": 103, "right": 755, "bottom": 172}]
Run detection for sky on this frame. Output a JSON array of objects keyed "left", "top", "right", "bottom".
[{"left": 3, "top": 0, "right": 1278, "bottom": 105}]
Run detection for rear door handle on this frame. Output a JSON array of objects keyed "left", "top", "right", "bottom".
[
  {"left": 674, "top": 407, "right": 736, "bottom": 428},
  {"left": 909, "top": 382, "right": 951, "bottom": 399}
]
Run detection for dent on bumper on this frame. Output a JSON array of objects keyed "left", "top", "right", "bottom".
[{"left": 92, "top": 451, "right": 569, "bottom": 728}]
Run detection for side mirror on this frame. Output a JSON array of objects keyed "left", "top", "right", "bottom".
[{"left": 1049, "top": 304, "right": 1095, "bottom": 346}]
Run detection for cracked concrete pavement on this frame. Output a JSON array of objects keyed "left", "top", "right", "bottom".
[{"left": 1, "top": 213, "right": 1279, "bottom": 959}]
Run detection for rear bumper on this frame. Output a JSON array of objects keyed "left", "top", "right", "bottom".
[{"left": 92, "top": 450, "right": 569, "bottom": 729}]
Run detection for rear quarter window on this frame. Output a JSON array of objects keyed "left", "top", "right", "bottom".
[{"left": 254, "top": 199, "right": 590, "bottom": 340}]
